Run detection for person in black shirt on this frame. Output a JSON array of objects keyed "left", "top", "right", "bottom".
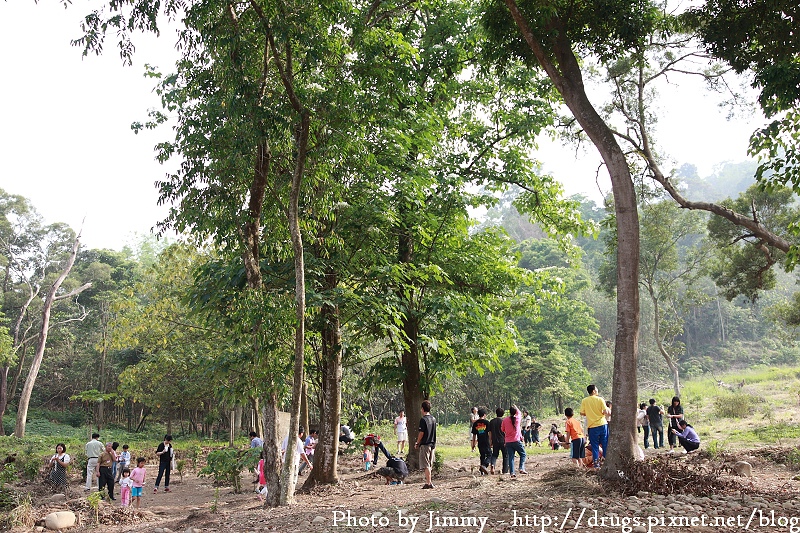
[
  {"left": 414, "top": 400, "right": 437, "bottom": 489},
  {"left": 646, "top": 399, "right": 664, "bottom": 449},
  {"left": 470, "top": 408, "right": 491, "bottom": 475},
  {"left": 667, "top": 396, "right": 684, "bottom": 452},
  {"left": 487, "top": 408, "right": 507, "bottom": 475}
]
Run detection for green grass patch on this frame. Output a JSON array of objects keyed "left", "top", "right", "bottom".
[{"left": 729, "top": 422, "right": 800, "bottom": 444}]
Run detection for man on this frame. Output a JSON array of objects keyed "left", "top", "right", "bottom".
[
  {"left": 646, "top": 398, "right": 665, "bottom": 449},
  {"left": 521, "top": 410, "right": 532, "bottom": 446},
  {"left": 249, "top": 431, "right": 264, "bottom": 448},
  {"left": 579, "top": 384, "right": 609, "bottom": 469},
  {"left": 487, "top": 408, "right": 506, "bottom": 474},
  {"left": 282, "top": 427, "right": 313, "bottom": 478},
  {"left": 414, "top": 399, "right": 437, "bottom": 489},
  {"left": 470, "top": 407, "right": 491, "bottom": 475},
  {"left": 84, "top": 433, "right": 103, "bottom": 491},
  {"left": 95, "top": 441, "right": 117, "bottom": 500}
]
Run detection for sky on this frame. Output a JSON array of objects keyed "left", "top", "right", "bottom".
[{"left": 0, "top": 1, "right": 767, "bottom": 251}]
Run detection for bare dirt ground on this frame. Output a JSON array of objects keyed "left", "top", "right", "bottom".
[{"left": 15, "top": 446, "right": 800, "bottom": 533}]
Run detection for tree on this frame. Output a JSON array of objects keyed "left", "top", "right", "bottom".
[
  {"left": 15, "top": 230, "right": 91, "bottom": 437},
  {"left": 638, "top": 200, "right": 709, "bottom": 396},
  {"left": 482, "top": 0, "right": 650, "bottom": 476}
]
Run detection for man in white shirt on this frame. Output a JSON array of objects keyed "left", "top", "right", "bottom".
[
  {"left": 281, "top": 428, "right": 312, "bottom": 478},
  {"left": 84, "top": 433, "right": 104, "bottom": 491}
]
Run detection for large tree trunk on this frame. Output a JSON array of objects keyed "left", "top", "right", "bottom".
[
  {"left": 304, "top": 271, "right": 343, "bottom": 487},
  {"left": 15, "top": 234, "right": 90, "bottom": 438},
  {"left": 262, "top": 391, "right": 282, "bottom": 506},
  {"left": 503, "top": 0, "right": 640, "bottom": 480}
]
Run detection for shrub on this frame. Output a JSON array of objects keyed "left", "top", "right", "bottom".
[
  {"left": 713, "top": 392, "right": 762, "bottom": 418},
  {"left": 200, "top": 447, "right": 260, "bottom": 493}
]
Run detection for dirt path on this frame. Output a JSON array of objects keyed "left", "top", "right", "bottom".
[{"left": 18, "top": 447, "right": 800, "bottom": 533}]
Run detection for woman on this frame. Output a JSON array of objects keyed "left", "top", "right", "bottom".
[
  {"left": 154, "top": 434, "right": 174, "bottom": 493},
  {"left": 46, "top": 443, "right": 70, "bottom": 492},
  {"left": 468, "top": 407, "right": 479, "bottom": 440},
  {"left": 500, "top": 405, "right": 527, "bottom": 477},
  {"left": 667, "top": 397, "right": 684, "bottom": 452},
  {"left": 671, "top": 420, "right": 700, "bottom": 452}
]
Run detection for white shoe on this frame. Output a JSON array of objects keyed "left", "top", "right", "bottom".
[{"left": 666, "top": 449, "right": 674, "bottom": 454}]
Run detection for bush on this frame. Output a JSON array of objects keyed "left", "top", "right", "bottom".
[
  {"left": 713, "top": 392, "right": 763, "bottom": 418},
  {"left": 199, "top": 447, "right": 260, "bottom": 494}
]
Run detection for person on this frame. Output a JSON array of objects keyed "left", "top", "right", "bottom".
[
  {"left": 282, "top": 427, "right": 313, "bottom": 477},
  {"left": 130, "top": 457, "right": 146, "bottom": 509},
  {"left": 363, "top": 433, "right": 392, "bottom": 463},
  {"left": 376, "top": 456, "right": 409, "bottom": 485},
  {"left": 666, "top": 396, "right": 684, "bottom": 453},
  {"left": 564, "top": 408, "right": 585, "bottom": 468},
  {"left": 363, "top": 447, "right": 373, "bottom": 471},
  {"left": 637, "top": 403, "right": 650, "bottom": 449},
  {"left": 249, "top": 431, "right": 264, "bottom": 448},
  {"left": 46, "top": 443, "right": 70, "bottom": 492},
  {"left": 111, "top": 442, "right": 120, "bottom": 480},
  {"left": 304, "top": 429, "right": 318, "bottom": 465},
  {"left": 521, "top": 410, "right": 532, "bottom": 446},
  {"left": 96, "top": 441, "right": 117, "bottom": 500},
  {"left": 580, "top": 384, "right": 609, "bottom": 469},
  {"left": 154, "top": 434, "right": 173, "bottom": 493},
  {"left": 646, "top": 399, "right": 664, "bottom": 449},
  {"left": 531, "top": 417, "right": 542, "bottom": 447},
  {"left": 548, "top": 425, "right": 561, "bottom": 450},
  {"left": 470, "top": 407, "right": 491, "bottom": 475},
  {"left": 116, "top": 444, "right": 131, "bottom": 482},
  {"left": 501, "top": 405, "right": 527, "bottom": 477},
  {"left": 255, "top": 452, "right": 267, "bottom": 500},
  {"left": 487, "top": 408, "right": 506, "bottom": 475},
  {"left": 671, "top": 420, "right": 700, "bottom": 453},
  {"left": 468, "top": 407, "right": 479, "bottom": 440},
  {"left": 119, "top": 468, "right": 133, "bottom": 506},
  {"left": 84, "top": 432, "right": 103, "bottom": 491},
  {"left": 415, "top": 399, "right": 437, "bottom": 489},
  {"left": 394, "top": 410, "right": 408, "bottom": 455},
  {"left": 339, "top": 424, "right": 354, "bottom": 445},
  {"left": 605, "top": 401, "right": 613, "bottom": 422}
]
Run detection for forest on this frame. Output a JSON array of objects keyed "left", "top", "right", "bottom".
[{"left": 0, "top": 0, "right": 798, "bottom": 507}]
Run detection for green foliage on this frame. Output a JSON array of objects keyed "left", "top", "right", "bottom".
[
  {"left": 199, "top": 447, "right": 260, "bottom": 494},
  {"left": 87, "top": 490, "right": 103, "bottom": 523},
  {"left": 712, "top": 392, "right": 763, "bottom": 418}
]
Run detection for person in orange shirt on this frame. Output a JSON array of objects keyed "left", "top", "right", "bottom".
[{"left": 564, "top": 408, "right": 586, "bottom": 468}]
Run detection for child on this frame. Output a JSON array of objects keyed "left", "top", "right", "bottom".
[
  {"left": 564, "top": 407, "right": 586, "bottom": 468},
  {"left": 116, "top": 444, "right": 131, "bottom": 482},
  {"left": 363, "top": 447, "right": 373, "bottom": 471},
  {"left": 255, "top": 455, "right": 266, "bottom": 500},
  {"left": 120, "top": 468, "right": 133, "bottom": 506},
  {"left": 130, "top": 457, "right": 147, "bottom": 509}
]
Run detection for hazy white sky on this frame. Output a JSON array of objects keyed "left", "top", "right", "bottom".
[{"left": 0, "top": 1, "right": 765, "bottom": 251}]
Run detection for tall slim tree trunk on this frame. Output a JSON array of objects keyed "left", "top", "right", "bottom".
[
  {"left": 262, "top": 391, "right": 282, "bottom": 506},
  {"left": 279, "top": 109, "right": 311, "bottom": 505},
  {"left": 503, "top": 0, "right": 640, "bottom": 479},
  {"left": 15, "top": 234, "right": 90, "bottom": 438},
  {"left": 649, "top": 287, "right": 681, "bottom": 396}
]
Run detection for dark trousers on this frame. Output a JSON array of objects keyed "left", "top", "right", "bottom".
[
  {"left": 490, "top": 443, "right": 507, "bottom": 473},
  {"left": 98, "top": 466, "right": 115, "bottom": 499},
  {"left": 478, "top": 443, "right": 492, "bottom": 468},
  {"left": 641, "top": 425, "right": 650, "bottom": 448},
  {"left": 155, "top": 462, "right": 171, "bottom": 488},
  {"left": 678, "top": 436, "right": 700, "bottom": 452},
  {"left": 650, "top": 425, "right": 664, "bottom": 449}
]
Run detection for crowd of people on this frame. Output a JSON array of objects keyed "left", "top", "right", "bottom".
[
  {"left": 44, "top": 392, "right": 699, "bottom": 502},
  {"left": 50, "top": 432, "right": 170, "bottom": 507}
]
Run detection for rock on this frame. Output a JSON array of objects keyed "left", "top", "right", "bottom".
[
  {"left": 44, "top": 511, "right": 76, "bottom": 530},
  {"left": 47, "top": 493, "right": 67, "bottom": 503},
  {"left": 633, "top": 527, "right": 647, "bottom": 533},
  {"left": 733, "top": 461, "right": 753, "bottom": 477},
  {"left": 312, "top": 516, "right": 326, "bottom": 524}
]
